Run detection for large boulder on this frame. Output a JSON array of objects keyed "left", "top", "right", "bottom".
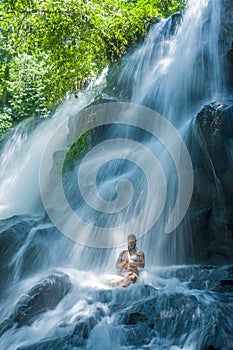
[
  {"left": 4, "top": 268, "right": 233, "bottom": 350},
  {"left": 189, "top": 102, "right": 233, "bottom": 264},
  {"left": 0, "top": 215, "right": 42, "bottom": 293},
  {"left": 0, "top": 273, "right": 71, "bottom": 336},
  {"left": 117, "top": 267, "right": 233, "bottom": 348},
  {"left": 0, "top": 214, "right": 71, "bottom": 293},
  {"left": 221, "top": 0, "right": 233, "bottom": 90},
  {"left": 195, "top": 102, "right": 233, "bottom": 179},
  {"left": 221, "top": 0, "right": 233, "bottom": 49}
]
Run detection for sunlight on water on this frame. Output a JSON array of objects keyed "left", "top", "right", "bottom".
[
  {"left": 0, "top": 1, "right": 232, "bottom": 349},
  {"left": 0, "top": 69, "right": 107, "bottom": 220}
]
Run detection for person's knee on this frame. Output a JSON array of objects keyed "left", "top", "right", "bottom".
[{"left": 130, "top": 274, "right": 137, "bottom": 283}]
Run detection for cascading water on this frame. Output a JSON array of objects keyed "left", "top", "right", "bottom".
[
  {"left": 121, "top": 0, "right": 224, "bottom": 118},
  {"left": 0, "top": 71, "right": 107, "bottom": 220},
  {"left": 0, "top": 0, "right": 232, "bottom": 349}
]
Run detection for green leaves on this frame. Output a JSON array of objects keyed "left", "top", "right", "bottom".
[
  {"left": 0, "top": 109, "right": 13, "bottom": 138},
  {"left": 7, "top": 53, "right": 51, "bottom": 119},
  {"left": 0, "top": 0, "right": 186, "bottom": 137}
]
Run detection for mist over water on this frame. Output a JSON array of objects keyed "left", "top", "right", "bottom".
[
  {"left": 0, "top": 1, "right": 232, "bottom": 349},
  {"left": 0, "top": 72, "right": 106, "bottom": 220}
]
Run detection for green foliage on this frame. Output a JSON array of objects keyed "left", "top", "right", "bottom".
[
  {"left": 0, "top": 108, "right": 13, "bottom": 138},
  {"left": 62, "top": 130, "right": 92, "bottom": 173},
  {"left": 7, "top": 53, "right": 51, "bottom": 119},
  {"left": 0, "top": 0, "right": 186, "bottom": 137}
]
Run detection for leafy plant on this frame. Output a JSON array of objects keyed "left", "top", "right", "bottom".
[{"left": 0, "top": 0, "right": 186, "bottom": 137}]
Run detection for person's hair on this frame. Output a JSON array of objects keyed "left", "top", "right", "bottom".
[{"left": 127, "top": 234, "right": 137, "bottom": 241}]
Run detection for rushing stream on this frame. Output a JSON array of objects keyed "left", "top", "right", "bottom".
[{"left": 0, "top": 0, "right": 232, "bottom": 349}]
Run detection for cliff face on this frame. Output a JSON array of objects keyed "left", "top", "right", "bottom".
[
  {"left": 222, "top": 0, "right": 233, "bottom": 91},
  {"left": 222, "top": 0, "right": 233, "bottom": 48},
  {"left": 187, "top": 1, "right": 233, "bottom": 264},
  {"left": 189, "top": 103, "right": 233, "bottom": 264}
]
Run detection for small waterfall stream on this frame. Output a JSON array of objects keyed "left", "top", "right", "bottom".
[{"left": 0, "top": 0, "right": 232, "bottom": 349}]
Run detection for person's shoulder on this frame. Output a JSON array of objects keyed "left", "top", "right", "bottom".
[
  {"left": 137, "top": 249, "right": 144, "bottom": 256},
  {"left": 119, "top": 249, "right": 128, "bottom": 255}
]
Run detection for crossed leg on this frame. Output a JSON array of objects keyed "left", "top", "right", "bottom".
[
  {"left": 102, "top": 272, "right": 138, "bottom": 287},
  {"left": 119, "top": 272, "right": 138, "bottom": 287}
]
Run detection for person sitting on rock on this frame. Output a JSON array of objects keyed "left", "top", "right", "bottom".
[{"left": 115, "top": 234, "right": 145, "bottom": 287}]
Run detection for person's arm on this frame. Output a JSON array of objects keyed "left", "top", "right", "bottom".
[
  {"left": 115, "top": 251, "right": 128, "bottom": 269},
  {"left": 128, "top": 251, "right": 145, "bottom": 269}
]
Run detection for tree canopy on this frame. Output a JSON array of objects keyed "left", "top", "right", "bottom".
[{"left": 0, "top": 0, "right": 186, "bottom": 137}]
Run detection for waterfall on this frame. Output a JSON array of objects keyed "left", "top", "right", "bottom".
[
  {"left": 121, "top": 0, "right": 224, "bottom": 118},
  {"left": 0, "top": 71, "right": 107, "bottom": 219},
  {"left": 1, "top": 1, "right": 232, "bottom": 350}
]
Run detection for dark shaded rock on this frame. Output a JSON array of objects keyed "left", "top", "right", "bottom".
[
  {"left": 0, "top": 214, "right": 70, "bottom": 288},
  {"left": 12, "top": 225, "right": 68, "bottom": 279},
  {"left": 0, "top": 215, "right": 43, "bottom": 293},
  {"left": 14, "top": 273, "right": 71, "bottom": 326},
  {"left": 220, "top": 0, "right": 233, "bottom": 92},
  {"left": 217, "top": 279, "right": 233, "bottom": 293},
  {"left": 5, "top": 278, "right": 233, "bottom": 349},
  {"left": 124, "top": 311, "right": 149, "bottom": 324},
  {"left": 226, "top": 43, "right": 233, "bottom": 90},
  {"left": 16, "top": 302, "right": 106, "bottom": 350},
  {"left": 220, "top": 279, "right": 233, "bottom": 286},
  {"left": 87, "top": 288, "right": 113, "bottom": 304},
  {"left": 73, "top": 307, "right": 105, "bottom": 338},
  {"left": 196, "top": 102, "right": 233, "bottom": 179},
  {"left": 206, "top": 346, "right": 217, "bottom": 350},
  {"left": 73, "top": 316, "right": 97, "bottom": 338},
  {"left": 109, "top": 284, "right": 157, "bottom": 314},
  {"left": 221, "top": 0, "right": 233, "bottom": 43},
  {"left": 161, "top": 12, "right": 182, "bottom": 38},
  {"left": 119, "top": 289, "right": 233, "bottom": 348},
  {"left": 17, "top": 292, "right": 107, "bottom": 349},
  {"left": 188, "top": 102, "right": 233, "bottom": 264},
  {"left": 0, "top": 273, "right": 71, "bottom": 336},
  {"left": 157, "top": 265, "right": 233, "bottom": 292},
  {"left": 120, "top": 294, "right": 198, "bottom": 346},
  {"left": 88, "top": 94, "right": 118, "bottom": 107},
  {"left": 123, "top": 322, "right": 157, "bottom": 346}
]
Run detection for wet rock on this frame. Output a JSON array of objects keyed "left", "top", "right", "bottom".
[
  {"left": 188, "top": 102, "right": 233, "bottom": 264},
  {"left": 119, "top": 288, "right": 233, "bottom": 348},
  {"left": 0, "top": 214, "right": 69, "bottom": 284},
  {"left": 87, "top": 288, "right": 113, "bottom": 304},
  {"left": 195, "top": 102, "right": 233, "bottom": 179},
  {"left": 73, "top": 307, "right": 105, "bottom": 338},
  {"left": 120, "top": 294, "right": 198, "bottom": 346},
  {"left": 73, "top": 316, "right": 97, "bottom": 339},
  {"left": 217, "top": 279, "right": 233, "bottom": 294},
  {"left": 88, "top": 94, "right": 118, "bottom": 106},
  {"left": 0, "top": 273, "right": 71, "bottom": 336},
  {"left": 221, "top": 0, "right": 233, "bottom": 91},
  {"left": 13, "top": 225, "right": 67, "bottom": 279},
  {"left": 0, "top": 215, "right": 43, "bottom": 293},
  {"left": 124, "top": 322, "right": 157, "bottom": 346},
  {"left": 17, "top": 335, "right": 83, "bottom": 350},
  {"left": 161, "top": 12, "right": 182, "bottom": 38},
  {"left": 159, "top": 265, "right": 233, "bottom": 292},
  {"left": 109, "top": 284, "right": 157, "bottom": 314},
  {"left": 220, "top": 279, "right": 233, "bottom": 286},
  {"left": 221, "top": 0, "right": 233, "bottom": 50},
  {"left": 14, "top": 273, "right": 71, "bottom": 326},
  {"left": 226, "top": 42, "right": 233, "bottom": 90}
]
